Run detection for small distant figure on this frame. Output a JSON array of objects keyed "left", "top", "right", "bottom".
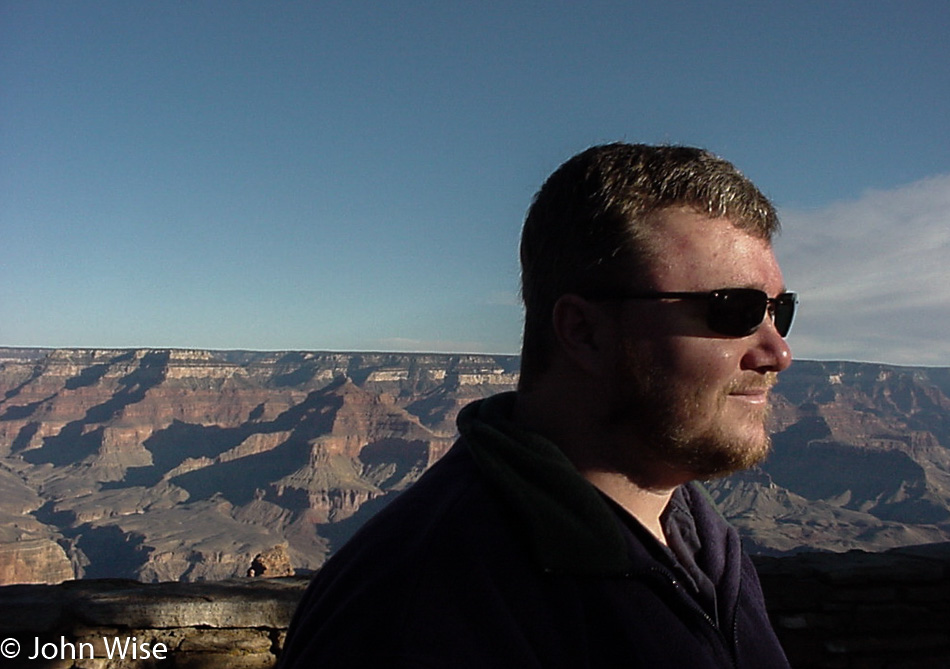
[
  {"left": 247, "top": 545, "right": 294, "bottom": 578},
  {"left": 279, "top": 143, "right": 795, "bottom": 667}
]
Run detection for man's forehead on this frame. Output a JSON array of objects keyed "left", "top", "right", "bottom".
[
  {"left": 634, "top": 208, "right": 782, "bottom": 289},
  {"left": 638, "top": 207, "right": 771, "bottom": 252}
]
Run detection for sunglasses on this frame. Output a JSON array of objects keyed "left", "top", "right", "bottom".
[{"left": 583, "top": 288, "right": 798, "bottom": 338}]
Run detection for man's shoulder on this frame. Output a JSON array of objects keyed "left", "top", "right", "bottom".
[
  {"left": 336, "top": 439, "right": 494, "bottom": 558},
  {"left": 278, "top": 438, "right": 538, "bottom": 667},
  {"left": 309, "top": 436, "right": 522, "bottom": 598}
]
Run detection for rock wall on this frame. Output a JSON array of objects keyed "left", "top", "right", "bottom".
[
  {"left": 4, "top": 349, "right": 950, "bottom": 585},
  {"left": 0, "top": 577, "right": 302, "bottom": 669},
  {"left": 756, "top": 542, "right": 950, "bottom": 668},
  {"left": 0, "top": 543, "right": 947, "bottom": 668}
]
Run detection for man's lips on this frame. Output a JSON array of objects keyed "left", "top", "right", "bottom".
[
  {"left": 727, "top": 376, "right": 776, "bottom": 405},
  {"left": 728, "top": 388, "right": 770, "bottom": 404}
]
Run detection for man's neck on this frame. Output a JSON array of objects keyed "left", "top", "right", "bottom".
[
  {"left": 512, "top": 387, "right": 683, "bottom": 547},
  {"left": 581, "top": 470, "right": 677, "bottom": 546}
]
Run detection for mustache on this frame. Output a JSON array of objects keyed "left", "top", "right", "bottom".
[{"left": 726, "top": 373, "right": 778, "bottom": 394}]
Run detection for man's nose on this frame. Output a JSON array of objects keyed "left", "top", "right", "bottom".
[{"left": 742, "top": 319, "right": 793, "bottom": 373}]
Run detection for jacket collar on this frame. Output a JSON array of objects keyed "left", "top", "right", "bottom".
[{"left": 458, "top": 392, "right": 634, "bottom": 576}]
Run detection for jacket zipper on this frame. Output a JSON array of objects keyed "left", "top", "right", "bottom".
[{"left": 640, "top": 566, "right": 738, "bottom": 669}]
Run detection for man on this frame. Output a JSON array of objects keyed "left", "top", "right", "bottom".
[{"left": 279, "top": 143, "right": 794, "bottom": 667}]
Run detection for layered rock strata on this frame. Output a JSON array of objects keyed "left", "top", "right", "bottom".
[{"left": 2, "top": 349, "right": 950, "bottom": 584}]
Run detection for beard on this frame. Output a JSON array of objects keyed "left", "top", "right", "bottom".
[{"left": 606, "top": 340, "right": 775, "bottom": 481}]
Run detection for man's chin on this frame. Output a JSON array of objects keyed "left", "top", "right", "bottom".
[{"left": 674, "top": 432, "right": 772, "bottom": 481}]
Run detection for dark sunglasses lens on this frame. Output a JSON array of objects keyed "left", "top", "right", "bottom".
[
  {"left": 708, "top": 290, "right": 767, "bottom": 336},
  {"left": 708, "top": 290, "right": 797, "bottom": 337},
  {"left": 772, "top": 293, "right": 797, "bottom": 337}
]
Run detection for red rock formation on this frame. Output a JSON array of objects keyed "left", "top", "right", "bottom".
[
  {"left": 2, "top": 350, "right": 949, "bottom": 584},
  {"left": 0, "top": 539, "right": 73, "bottom": 585}
]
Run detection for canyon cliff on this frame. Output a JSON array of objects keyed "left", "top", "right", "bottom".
[{"left": 1, "top": 348, "right": 949, "bottom": 584}]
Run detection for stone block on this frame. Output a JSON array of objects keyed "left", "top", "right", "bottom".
[
  {"left": 171, "top": 652, "right": 276, "bottom": 669},
  {"left": 177, "top": 628, "right": 273, "bottom": 653},
  {"left": 68, "top": 578, "right": 306, "bottom": 629},
  {"left": 0, "top": 583, "right": 67, "bottom": 632}
]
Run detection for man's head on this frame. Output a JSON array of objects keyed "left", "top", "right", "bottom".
[
  {"left": 517, "top": 143, "right": 792, "bottom": 481},
  {"left": 519, "top": 143, "right": 780, "bottom": 384}
]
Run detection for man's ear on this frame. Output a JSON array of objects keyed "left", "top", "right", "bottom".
[{"left": 551, "top": 294, "right": 615, "bottom": 375}]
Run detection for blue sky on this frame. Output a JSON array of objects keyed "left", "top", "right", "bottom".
[{"left": 2, "top": 1, "right": 948, "bottom": 365}]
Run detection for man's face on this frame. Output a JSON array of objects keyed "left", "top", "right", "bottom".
[{"left": 603, "top": 207, "right": 792, "bottom": 481}]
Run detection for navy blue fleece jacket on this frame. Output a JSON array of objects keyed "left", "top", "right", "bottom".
[{"left": 278, "top": 392, "right": 789, "bottom": 668}]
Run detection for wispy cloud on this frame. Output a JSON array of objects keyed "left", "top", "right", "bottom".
[{"left": 778, "top": 175, "right": 950, "bottom": 365}]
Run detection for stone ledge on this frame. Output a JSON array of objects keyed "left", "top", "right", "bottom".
[
  {"left": 0, "top": 577, "right": 309, "bottom": 669},
  {"left": 754, "top": 542, "right": 950, "bottom": 667},
  {"left": 0, "top": 576, "right": 309, "bottom": 633},
  {"left": 753, "top": 542, "right": 950, "bottom": 584},
  {"left": 0, "top": 545, "right": 947, "bottom": 668}
]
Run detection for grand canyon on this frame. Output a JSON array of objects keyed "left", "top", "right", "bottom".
[{"left": 2, "top": 347, "right": 949, "bottom": 584}]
